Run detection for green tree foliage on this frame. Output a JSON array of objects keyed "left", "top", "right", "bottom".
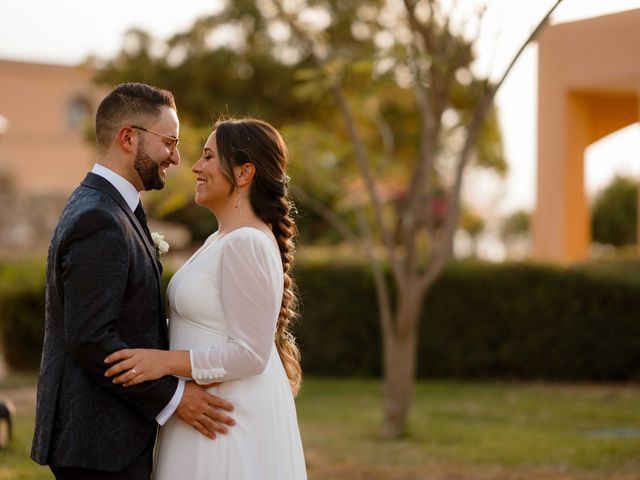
[
  {"left": 500, "top": 209, "right": 531, "bottom": 259},
  {"left": 591, "top": 175, "right": 638, "bottom": 247},
  {"left": 501, "top": 209, "right": 530, "bottom": 241},
  {"left": 94, "top": 12, "right": 314, "bottom": 125},
  {"left": 460, "top": 207, "right": 484, "bottom": 257},
  {"left": 93, "top": 3, "right": 320, "bottom": 241},
  {"left": 90, "top": 0, "right": 551, "bottom": 438},
  {"left": 92, "top": 0, "right": 506, "bottom": 245},
  {"left": 461, "top": 208, "right": 485, "bottom": 237}
]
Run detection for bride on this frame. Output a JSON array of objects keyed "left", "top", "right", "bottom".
[{"left": 104, "top": 118, "right": 307, "bottom": 479}]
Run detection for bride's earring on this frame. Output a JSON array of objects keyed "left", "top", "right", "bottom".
[{"left": 235, "top": 189, "right": 240, "bottom": 209}]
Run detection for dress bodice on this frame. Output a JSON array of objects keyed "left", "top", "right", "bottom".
[
  {"left": 167, "top": 232, "right": 227, "bottom": 341},
  {"left": 166, "top": 227, "right": 284, "bottom": 382},
  {"left": 154, "top": 227, "right": 307, "bottom": 480}
]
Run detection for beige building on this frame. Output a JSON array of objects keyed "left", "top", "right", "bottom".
[
  {"left": 0, "top": 58, "right": 104, "bottom": 195},
  {"left": 534, "top": 10, "right": 640, "bottom": 263},
  {"left": 0, "top": 59, "right": 106, "bottom": 253},
  {"left": 0, "top": 60, "right": 190, "bottom": 254}
]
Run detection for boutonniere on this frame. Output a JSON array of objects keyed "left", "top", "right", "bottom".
[{"left": 151, "top": 232, "right": 170, "bottom": 256}]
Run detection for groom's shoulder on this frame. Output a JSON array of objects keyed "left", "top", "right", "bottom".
[
  {"left": 64, "top": 184, "right": 118, "bottom": 216},
  {"left": 56, "top": 185, "right": 124, "bottom": 234}
]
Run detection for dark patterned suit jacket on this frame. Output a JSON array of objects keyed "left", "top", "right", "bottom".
[{"left": 31, "top": 173, "right": 179, "bottom": 471}]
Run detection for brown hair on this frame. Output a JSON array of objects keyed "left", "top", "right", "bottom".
[
  {"left": 214, "top": 118, "right": 302, "bottom": 395},
  {"left": 95, "top": 82, "right": 176, "bottom": 154}
]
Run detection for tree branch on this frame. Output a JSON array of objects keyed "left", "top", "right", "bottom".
[
  {"left": 291, "top": 183, "right": 395, "bottom": 336},
  {"left": 490, "top": 0, "right": 562, "bottom": 102},
  {"left": 329, "top": 84, "right": 401, "bottom": 270},
  {"left": 273, "top": 0, "right": 403, "bottom": 286},
  {"left": 355, "top": 205, "right": 395, "bottom": 339},
  {"left": 374, "top": 113, "right": 395, "bottom": 167},
  {"left": 418, "top": 0, "right": 564, "bottom": 293},
  {"left": 290, "top": 185, "right": 358, "bottom": 244}
]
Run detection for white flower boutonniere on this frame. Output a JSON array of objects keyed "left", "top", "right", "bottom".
[{"left": 151, "top": 232, "right": 170, "bottom": 255}]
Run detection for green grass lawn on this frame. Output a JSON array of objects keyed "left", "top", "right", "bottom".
[
  {"left": 0, "top": 373, "right": 50, "bottom": 480},
  {"left": 299, "top": 379, "right": 640, "bottom": 479},
  {"left": 1, "top": 377, "right": 639, "bottom": 479}
]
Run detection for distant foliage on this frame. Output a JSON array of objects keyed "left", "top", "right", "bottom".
[
  {"left": 93, "top": 0, "right": 507, "bottom": 246},
  {"left": 591, "top": 175, "right": 637, "bottom": 247},
  {"left": 500, "top": 210, "right": 530, "bottom": 241},
  {"left": 0, "top": 261, "right": 45, "bottom": 370}
]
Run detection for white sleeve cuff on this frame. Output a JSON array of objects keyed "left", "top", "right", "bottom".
[
  {"left": 190, "top": 349, "right": 226, "bottom": 385},
  {"left": 155, "top": 378, "right": 185, "bottom": 425}
]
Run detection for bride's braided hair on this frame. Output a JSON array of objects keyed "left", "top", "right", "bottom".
[{"left": 214, "top": 118, "right": 302, "bottom": 395}]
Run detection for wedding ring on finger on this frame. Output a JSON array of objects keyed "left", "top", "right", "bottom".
[{"left": 131, "top": 369, "right": 137, "bottom": 375}]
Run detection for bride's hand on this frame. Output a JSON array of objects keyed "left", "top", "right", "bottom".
[{"left": 104, "top": 349, "right": 168, "bottom": 386}]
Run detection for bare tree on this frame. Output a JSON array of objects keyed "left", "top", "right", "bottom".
[{"left": 273, "top": 0, "right": 564, "bottom": 437}]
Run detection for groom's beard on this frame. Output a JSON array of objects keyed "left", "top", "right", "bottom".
[{"left": 134, "top": 141, "right": 165, "bottom": 191}]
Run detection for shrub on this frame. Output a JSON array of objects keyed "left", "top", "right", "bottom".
[
  {"left": 418, "top": 262, "right": 640, "bottom": 379},
  {"left": 294, "top": 260, "right": 381, "bottom": 376},
  {"left": 1, "top": 258, "right": 639, "bottom": 380},
  {"left": 0, "top": 261, "right": 46, "bottom": 371},
  {"left": 293, "top": 259, "right": 640, "bottom": 380}
]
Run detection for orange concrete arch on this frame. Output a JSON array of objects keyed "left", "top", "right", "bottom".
[{"left": 533, "top": 10, "right": 640, "bottom": 262}]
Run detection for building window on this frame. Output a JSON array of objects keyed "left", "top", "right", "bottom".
[{"left": 67, "top": 96, "right": 92, "bottom": 132}]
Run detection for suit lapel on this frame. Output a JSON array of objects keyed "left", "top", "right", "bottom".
[
  {"left": 81, "top": 172, "right": 168, "bottom": 342},
  {"left": 81, "top": 173, "right": 162, "bottom": 279}
]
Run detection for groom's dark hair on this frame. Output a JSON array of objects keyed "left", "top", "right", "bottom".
[{"left": 95, "top": 82, "right": 176, "bottom": 154}]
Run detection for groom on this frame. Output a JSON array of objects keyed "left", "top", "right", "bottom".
[{"left": 31, "top": 83, "right": 234, "bottom": 480}]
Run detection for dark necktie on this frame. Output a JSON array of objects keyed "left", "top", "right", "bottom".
[{"left": 134, "top": 202, "right": 153, "bottom": 243}]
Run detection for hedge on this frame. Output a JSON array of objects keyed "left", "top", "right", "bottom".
[
  {"left": 293, "top": 259, "right": 640, "bottom": 380},
  {"left": 1, "top": 258, "right": 639, "bottom": 379},
  {"left": 0, "top": 260, "right": 46, "bottom": 371},
  {"left": 418, "top": 262, "right": 640, "bottom": 380}
]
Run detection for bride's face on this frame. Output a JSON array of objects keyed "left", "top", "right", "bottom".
[{"left": 192, "top": 131, "right": 234, "bottom": 209}]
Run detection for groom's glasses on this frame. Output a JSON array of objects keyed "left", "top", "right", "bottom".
[{"left": 130, "top": 125, "right": 180, "bottom": 155}]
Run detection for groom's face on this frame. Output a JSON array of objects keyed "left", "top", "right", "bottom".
[
  {"left": 133, "top": 106, "right": 180, "bottom": 191},
  {"left": 134, "top": 140, "right": 165, "bottom": 191}
]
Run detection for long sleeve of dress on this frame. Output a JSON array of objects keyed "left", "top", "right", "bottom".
[{"left": 189, "top": 229, "right": 283, "bottom": 384}]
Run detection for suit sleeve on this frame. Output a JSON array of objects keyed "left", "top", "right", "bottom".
[{"left": 61, "top": 207, "right": 178, "bottom": 421}]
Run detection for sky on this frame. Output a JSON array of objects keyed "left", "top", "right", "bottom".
[{"left": 1, "top": 0, "right": 640, "bottom": 222}]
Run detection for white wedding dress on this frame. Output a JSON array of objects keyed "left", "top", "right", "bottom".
[{"left": 153, "top": 227, "right": 307, "bottom": 479}]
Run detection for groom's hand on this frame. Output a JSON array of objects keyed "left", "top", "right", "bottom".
[{"left": 176, "top": 382, "right": 235, "bottom": 439}]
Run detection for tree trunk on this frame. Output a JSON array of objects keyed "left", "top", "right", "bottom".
[{"left": 382, "top": 312, "right": 419, "bottom": 438}]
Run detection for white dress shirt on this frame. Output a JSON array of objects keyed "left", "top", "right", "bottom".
[{"left": 91, "top": 163, "right": 185, "bottom": 425}]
